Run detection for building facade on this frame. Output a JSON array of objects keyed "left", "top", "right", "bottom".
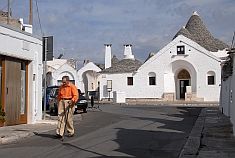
[
  {"left": 99, "top": 12, "right": 228, "bottom": 102},
  {"left": 220, "top": 48, "right": 235, "bottom": 135},
  {"left": 0, "top": 24, "right": 42, "bottom": 125}
]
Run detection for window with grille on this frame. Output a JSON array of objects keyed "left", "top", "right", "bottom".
[{"left": 177, "top": 46, "right": 185, "bottom": 54}]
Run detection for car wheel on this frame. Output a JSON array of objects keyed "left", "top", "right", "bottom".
[
  {"left": 83, "top": 108, "right": 87, "bottom": 113},
  {"left": 74, "top": 108, "right": 78, "bottom": 114},
  {"left": 50, "top": 108, "right": 53, "bottom": 114}
]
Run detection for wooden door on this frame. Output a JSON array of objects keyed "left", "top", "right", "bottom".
[{"left": 5, "top": 58, "right": 22, "bottom": 125}]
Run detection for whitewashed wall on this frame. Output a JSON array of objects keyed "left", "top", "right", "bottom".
[
  {"left": 77, "top": 62, "right": 101, "bottom": 93},
  {"left": 0, "top": 24, "right": 42, "bottom": 123},
  {"left": 52, "top": 64, "right": 77, "bottom": 86},
  {"left": 231, "top": 57, "right": 235, "bottom": 134},
  {"left": 221, "top": 53, "right": 235, "bottom": 135},
  {"left": 99, "top": 35, "right": 224, "bottom": 101}
]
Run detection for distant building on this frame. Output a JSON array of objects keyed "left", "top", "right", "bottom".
[
  {"left": 46, "top": 59, "right": 77, "bottom": 86},
  {"left": 0, "top": 10, "right": 32, "bottom": 34},
  {"left": 98, "top": 11, "right": 228, "bottom": 102},
  {"left": 46, "top": 59, "right": 101, "bottom": 97},
  {"left": 77, "top": 61, "right": 101, "bottom": 97}
]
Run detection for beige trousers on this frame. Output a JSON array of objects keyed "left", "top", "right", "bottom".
[{"left": 56, "top": 100, "right": 75, "bottom": 136}]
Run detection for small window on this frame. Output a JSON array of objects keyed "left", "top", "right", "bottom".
[
  {"left": 208, "top": 76, "right": 215, "bottom": 85},
  {"left": 127, "top": 77, "right": 133, "bottom": 86},
  {"left": 149, "top": 77, "right": 156, "bottom": 85},
  {"left": 207, "top": 71, "right": 215, "bottom": 85},
  {"left": 177, "top": 46, "right": 185, "bottom": 54},
  {"left": 148, "top": 72, "right": 156, "bottom": 85}
]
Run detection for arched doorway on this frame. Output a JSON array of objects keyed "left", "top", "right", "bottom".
[
  {"left": 82, "top": 70, "right": 99, "bottom": 98},
  {"left": 177, "top": 69, "right": 191, "bottom": 99}
]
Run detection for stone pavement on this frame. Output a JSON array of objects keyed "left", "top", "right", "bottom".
[
  {"left": 180, "top": 107, "right": 235, "bottom": 158},
  {"left": 0, "top": 113, "right": 82, "bottom": 145}
]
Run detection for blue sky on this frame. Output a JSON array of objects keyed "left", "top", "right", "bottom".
[{"left": 0, "top": 0, "right": 234, "bottom": 63}]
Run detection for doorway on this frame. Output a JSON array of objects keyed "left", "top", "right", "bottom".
[
  {"left": 3, "top": 57, "right": 27, "bottom": 125},
  {"left": 179, "top": 80, "right": 190, "bottom": 99},
  {"left": 177, "top": 69, "right": 191, "bottom": 100}
]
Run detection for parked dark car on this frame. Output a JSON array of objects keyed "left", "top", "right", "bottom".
[
  {"left": 42, "top": 86, "right": 59, "bottom": 111},
  {"left": 75, "top": 89, "right": 88, "bottom": 113},
  {"left": 49, "top": 89, "right": 88, "bottom": 114},
  {"left": 49, "top": 88, "right": 59, "bottom": 114}
]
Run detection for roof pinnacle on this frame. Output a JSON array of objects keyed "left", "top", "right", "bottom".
[{"left": 193, "top": 11, "right": 199, "bottom": 16}]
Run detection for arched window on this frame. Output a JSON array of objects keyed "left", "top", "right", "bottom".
[
  {"left": 207, "top": 71, "right": 215, "bottom": 85},
  {"left": 148, "top": 72, "right": 156, "bottom": 85}
]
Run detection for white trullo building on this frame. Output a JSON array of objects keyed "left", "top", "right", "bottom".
[
  {"left": 98, "top": 12, "right": 228, "bottom": 102},
  {"left": 46, "top": 58, "right": 101, "bottom": 96}
]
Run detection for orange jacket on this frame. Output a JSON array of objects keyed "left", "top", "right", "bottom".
[{"left": 57, "top": 83, "right": 79, "bottom": 103}]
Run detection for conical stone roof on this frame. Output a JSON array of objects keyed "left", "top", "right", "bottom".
[
  {"left": 111, "top": 55, "right": 119, "bottom": 66},
  {"left": 174, "top": 12, "right": 228, "bottom": 52}
]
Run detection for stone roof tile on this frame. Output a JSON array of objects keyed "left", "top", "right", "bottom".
[
  {"left": 100, "top": 59, "right": 142, "bottom": 73},
  {"left": 173, "top": 13, "right": 228, "bottom": 52}
]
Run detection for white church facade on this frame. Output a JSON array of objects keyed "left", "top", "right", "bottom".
[{"left": 98, "top": 12, "right": 228, "bottom": 102}]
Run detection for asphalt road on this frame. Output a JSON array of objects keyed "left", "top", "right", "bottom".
[{"left": 0, "top": 104, "right": 202, "bottom": 158}]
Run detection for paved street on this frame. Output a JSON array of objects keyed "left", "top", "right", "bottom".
[{"left": 0, "top": 104, "right": 201, "bottom": 158}]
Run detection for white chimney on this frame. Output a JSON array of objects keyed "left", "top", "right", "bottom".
[
  {"left": 104, "top": 44, "right": 112, "bottom": 69},
  {"left": 124, "top": 44, "right": 134, "bottom": 60},
  {"left": 19, "top": 18, "right": 33, "bottom": 34}
]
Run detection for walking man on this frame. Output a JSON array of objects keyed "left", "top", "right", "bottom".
[{"left": 56, "top": 76, "right": 78, "bottom": 138}]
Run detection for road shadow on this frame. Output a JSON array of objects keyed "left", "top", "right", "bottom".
[
  {"left": 91, "top": 107, "right": 202, "bottom": 158},
  {"left": 33, "top": 132, "right": 58, "bottom": 139}
]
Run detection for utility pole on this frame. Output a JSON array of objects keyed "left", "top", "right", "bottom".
[
  {"left": 7, "top": 0, "right": 11, "bottom": 24},
  {"left": 43, "top": 38, "right": 47, "bottom": 120},
  {"left": 29, "top": 0, "right": 33, "bottom": 25}
]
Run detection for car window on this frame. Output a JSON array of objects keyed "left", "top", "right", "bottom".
[{"left": 55, "top": 89, "right": 59, "bottom": 96}]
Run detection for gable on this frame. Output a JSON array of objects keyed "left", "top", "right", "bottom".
[
  {"left": 54, "top": 63, "right": 76, "bottom": 75},
  {"left": 139, "top": 35, "right": 222, "bottom": 71},
  {"left": 78, "top": 62, "right": 101, "bottom": 74}
]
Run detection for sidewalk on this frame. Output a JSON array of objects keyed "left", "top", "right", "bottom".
[
  {"left": 0, "top": 114, "right": 82, "bottom": 145},
  {"left": 180, "top": 107, "right": 235, "bottom": 158}
]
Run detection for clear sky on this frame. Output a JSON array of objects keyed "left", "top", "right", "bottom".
[{"left": 0, "top": 0, "right": 234, "bottom": 64}]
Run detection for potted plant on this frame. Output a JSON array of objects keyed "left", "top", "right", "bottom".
[{"left": 0, "top": 104, "right": 5, "bottom": 127}]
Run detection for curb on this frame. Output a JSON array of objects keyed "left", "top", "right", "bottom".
[
  {"left": 0, "top": 132, "right": 34, "bottom": 145},
  {"left": 178, "top": 108, "right": 206, "bottom": 158},
  {"left": 36, "top": 120, "right": 58, "bottom": 125},
  {"left": 0, "top": 114, "right": 83, "bottom": 145}
]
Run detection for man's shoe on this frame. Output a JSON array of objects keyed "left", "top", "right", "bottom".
[
  {"left": 68, "top": 133, "right": 74, "bottom": 137},
  {"left": 55, "top": 134, "right": 62, "bottom": 138}
]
